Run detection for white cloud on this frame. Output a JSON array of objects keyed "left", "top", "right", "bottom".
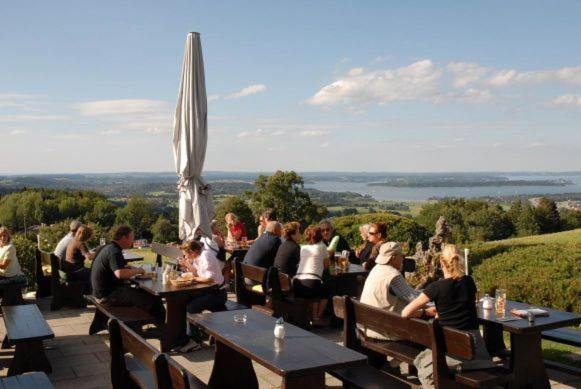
[
  {"left": 226, "top": 84, "right": 267, "bottom": 99},
  {"left": 524, "top": 141, "right": 545, "bottom": 149},
  {"left": 299, "top": 130, "right": 331, "bottom": 137},
  {"left": 307, "top": 59, "right": 442, "bottom": 106},
  {"left": 447, "top": 62, "right": 489, "bottom": 88},
  {"left": 0, "top": 114, "right": 68, "bottom": 122},
  {"left": 237, "top": 128, "right": 285, "bottom": 139},
  {"left": 548, "top": 94, "right": 581, "bottom": 107},
  {"left": 100, "top": 129, "right": 121, "bottom": 135},
  {"left": 487, "top": 65, "right": 581, "bottom": 87},
  {"left": 347, "top": 67, "right": 364, "bottom": 76},
  {"left": 75, "top": 99, "right": 170, "bottom": 116},
  {"left": 448, "top": 88, "right": 493, "bottom": 103},
  {"left": 5, "top": 129, "right": 27, "bottom": 136},
  {"left": 208, "top": 95, "right": 221, "bottom": 101}
]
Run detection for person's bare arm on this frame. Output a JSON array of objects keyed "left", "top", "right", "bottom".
[
  {"left": 114, "top": 267, "right": 144, "bottom": 280},
  {"left": 0, "top": 259, "right": 11, "bottom": 270},
  {"left": 402, "top": 293, "right": 431, "bottom": 318}
]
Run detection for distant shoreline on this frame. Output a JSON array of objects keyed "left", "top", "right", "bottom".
[{"left": 368, "top": 179, "right": 572, "bottom": 188}]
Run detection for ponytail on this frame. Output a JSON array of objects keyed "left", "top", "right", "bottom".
[{"left": 439, "top": 244, "right": 465, "bottom": 280}]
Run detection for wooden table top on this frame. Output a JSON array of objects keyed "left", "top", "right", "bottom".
[
  {"left": 130, "top": 277, "right": 217, "bottom": 297},
  {"left": 326, "top": 263, "right": 368, "bottom": 277},
  {"left": 478, "top": 300, "right": 581, "bottom": 334},
  {"left": 189, "top": 309, "right": 367, "bottom": 377},
  {"left": 2, "top": 305, "right": 54, "bottom": 343}
]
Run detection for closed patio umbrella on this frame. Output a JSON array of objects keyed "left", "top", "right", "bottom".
[{"left": 172, "top": 32, "right": 214, "bottom": 240}]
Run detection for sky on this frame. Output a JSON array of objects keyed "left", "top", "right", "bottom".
[{"left": 1, "top": 1, "right": 581, "bottom": 174}]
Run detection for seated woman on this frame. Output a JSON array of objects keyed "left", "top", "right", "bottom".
[
  {"left": 402, "top": 244, "right": 495, "bottom": 388},
  {"left": 294, "top": 225, "right": 330, "bottom": 326},
  {"left": 356, "top": 223, "right": 374, "bottom": 265},
  {"left": 359, "top": 242, "right": 423, "bottom": 340},
  {"left": 363, "top": 222, "right": 388, "bottom": 270},
  {"left": 177, "top": 240, "right": 227, "bottom": 353},
  {"left": 0, "top": 227, "right": 26, "bottom": 285},
  {"left": 319, "top": 219, "right": 357, "bottom": 264},
  {"left": 63, "top": 225, "right": 94, "bottom": 293},
  {"left": 225, "top": 212, "right": 246, "bottom": 243},
  {"left": 273, "top": 222, "right": 301, "bottom": 277}
]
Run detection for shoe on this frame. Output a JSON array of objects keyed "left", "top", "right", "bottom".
[{"left": 178, "top": 339, "right": 202, "bottom": 353}]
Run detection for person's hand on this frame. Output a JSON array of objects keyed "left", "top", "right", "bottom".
[
  {"left": 425, "top": 307, "right": 438, "bottom": 317},
  {"left": 362, "top": 261, "right": 369, "bottom": 270},
  {"left": 136, "top": 268, "right": 145, "bottom": 275}
]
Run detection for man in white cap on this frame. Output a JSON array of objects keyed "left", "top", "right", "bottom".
[{"left": 359, "top": 242, "right": 431, "bottom": 340}]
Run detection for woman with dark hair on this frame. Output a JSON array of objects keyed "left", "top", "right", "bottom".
[
  {"left": 364, "top": 222, "right": 388, "bottom": 270},
  {"left": 294, "top": 225, "right": 330, "bottom": 326},
  {"left": 177, "top": 240, "right": 226, "bottom": 353},
  {"left": 64, "top": 225, "right": 95, "bottom": 293},
  {"left": 273, "top": 222, "right": 301, "bottom": 277}
]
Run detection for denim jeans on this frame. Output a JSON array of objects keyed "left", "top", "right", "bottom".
[{"left": 186, "top": 288, "right": 227, "bottom": 342}]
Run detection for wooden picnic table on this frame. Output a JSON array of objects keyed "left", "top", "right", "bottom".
[
  {"left": 189, "top": 309, "right": 367, "bottom": 389},
  {"left": 123, "top": 252, "right": 144, "bottom": 262},
  {"left": 478, "top": 299, "right": 581, "bottom": 388},
  {"left": 130, "top": 277, "right": 217, "bottom": 352},
  {"left": 324, "top": 263, "right": 368, "bottom": 299}
]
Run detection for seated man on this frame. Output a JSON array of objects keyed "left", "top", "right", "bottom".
[
  {"left": 54, "top": 220, "right": 83, "bottom": 260},
  {"left": 359, "top": 242, "right": 428, "bottom": 340},
  {"left": 243, "top": 221, "right": 282, "bottom": 269},
  {"left": 90, "top": 225, "right": 165, "bottom": 322}
]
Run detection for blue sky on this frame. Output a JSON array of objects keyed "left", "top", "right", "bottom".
[{"left": 1, "top": 1, "right": 581, "bottom": 173}]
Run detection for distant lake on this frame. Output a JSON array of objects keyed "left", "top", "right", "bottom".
[{"left": 305, "top": 173, "right": 581, "bottom": 201}]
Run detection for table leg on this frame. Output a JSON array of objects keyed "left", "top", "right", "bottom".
[
  {"left": 8, "top": 340, "right": 51, "bottom": 376},
  {"left": 282, "top": 371, "right": 325, "bottom": 389},
  {"left": 509, "top": 332, "right": 550, "bottom": 389},
  {"left": 208, "top": 340, "right": 258, "bottom": 389},
  {"left": 161, "top": 294, "right": 191, "bottom": 352},
  {"left": 482, "top": 322, "right": 507, "bottom": 355}
]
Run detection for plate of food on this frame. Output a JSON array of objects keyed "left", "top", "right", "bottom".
[{"left": 170, "top": 272, "right": 195, "bottom": 287}]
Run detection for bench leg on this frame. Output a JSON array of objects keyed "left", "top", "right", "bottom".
[
  {"left": 1, "top": 334, "right": 12, "bottom": 349},
  {"left": 1, "top": 287, "right": 25, "bottom": 306},
  {"left": 50, "top": 285, "right": 67, "bottom": 311},
  {"left": 208, "top": 340, "right": 258, "bottom": 389},
  {"left": 8, "top": 340, "right": 52, "bottom": 376},
  {"left": 89, "top": 309, "right": 108, "bottom": 335}
]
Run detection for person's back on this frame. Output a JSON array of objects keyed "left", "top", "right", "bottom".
[
  {"left": 54, "top": 232, "right": 74, "bottom": 260},
  {"left": 423, "top": 275, "right": 478, "bottom": 330},
  {"left": 273, "top": 239, "right": 300, "bottom": 277},
  {"left": 244, "top": 231, "right": 281, "bottom": 268},
  {"left": 296, "top": 242, "right": 327, "bottom": 280},
  {"left": 91, "top": 242, "right": 124, "bottom": 299}
]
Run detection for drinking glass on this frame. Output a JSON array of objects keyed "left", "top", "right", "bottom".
[
  {"left": 234, "top": 313, "right": 247, "bottom": 324},
  {"left": 100, "top": 237, "right": 106, "bottom": 246},
  {"left": 241, "top": 236, "right": 248, "bottom": 248},
  {"left": 340, "top": 256, "right": 349, "bottom": 270},
  {"left": 495, "top": 289, "right": 506, "bottom": 317}
]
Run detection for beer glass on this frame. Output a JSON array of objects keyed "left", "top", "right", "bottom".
[{"left": 495, "top": 289, "right": 506, "bottom": 317}]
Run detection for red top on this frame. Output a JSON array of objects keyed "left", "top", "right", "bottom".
[{"left": 229, "top": 221, "right": 247, "bottom": 241}]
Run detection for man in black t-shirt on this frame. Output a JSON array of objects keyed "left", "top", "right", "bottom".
[{"left": 91, "top": 225, "right": 165, "bottom": 322}]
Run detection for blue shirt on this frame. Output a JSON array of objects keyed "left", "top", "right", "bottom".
[{"left": 243, "top": 231, "right": 281, "bottom": 269}]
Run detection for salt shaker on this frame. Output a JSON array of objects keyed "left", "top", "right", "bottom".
[
  {"left": 274, "top": 318, "right": 285, "bottom": 339},
  {"left": 482, "top": 294, "right": 493, "bottom": 309}
]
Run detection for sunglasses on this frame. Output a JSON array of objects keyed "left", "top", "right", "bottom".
[{"left": 368, "top": 231, "right": 379, "bottom": 235}]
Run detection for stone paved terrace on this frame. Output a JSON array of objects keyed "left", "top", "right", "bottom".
[{"left": 0, "top": 294, "right": 579, "bottom": 389}]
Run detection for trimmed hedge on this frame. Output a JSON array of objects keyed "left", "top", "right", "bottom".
[
  {"left": 12, "top": 233, "right": 37, "bottom": 289},
  {"left": 332, "top": 212, "right": 431, "bottom": 249},
  {"left": 472, "top": 244, "right": 580, "bottom": 312}
]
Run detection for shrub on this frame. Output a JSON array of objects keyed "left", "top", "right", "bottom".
[
  {"left": 11, "top": 233, "right": 37, "bottom": 289},
  {"left": 38, "top": 220, "right": 108, "bottom": 252},
  {"left": 331, "top": 212, "right": 431, "bottom": 250},
  {"left": 214, "top": 196, "right": 257, "bottom": 239},
  {"left": 472, "top": 244, "right": 580, "bottom": 312}
]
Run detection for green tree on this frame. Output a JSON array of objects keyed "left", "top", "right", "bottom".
[
  {"left": 215, "top": 196, "right": 257, "bottom": 239},
  {"left": 115, "top": 197, "right": 155, "bottom": 239},
  {"left": 246, "top": 171, "right": 325, "bottom": 227},
  {"left": 535, "top": 197, "right": 561, "bottom": 233},
  {"left": 151, "top": 216, "right": 179, "bottom": 243},
  {"left": 560, "top": 209, "right": 581, "bottom": 230},
  {"left": 87, "top": 199, "right": 117, "bottom": 227},
  {"left": 515, "top": 203, "right": 541, "bottom": 236}
]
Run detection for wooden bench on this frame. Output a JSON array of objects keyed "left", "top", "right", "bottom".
[
  {"left": 41, "top": 250, "right": 86, "bottom": 310},
  {"left": 233, "top": 258, "right": 268, "bottom": 308},
  {"left": 268, "top": 267, "right": 320, "bottom": 329},
  {"left": 1, "top": 304, "right": 54, "bottom": 376},
  {"left": 0, "top": 278, "right": 27, "bottom": 307},
  {"left": 334, "top": 296, "right": 512, "bottom": 388},
  {"left": 541, "top": 327, "right": 581, "bottom": 376},
  {"left": 0, "top": 372, "right": 53, "bottom": 389},
  {"left": 87, "top": 294, "right": 157, "bottom": 336},
  {"left": 108, "top": 318, "right": 206, "bottom": 389},
  {"left": 34, "top": 248, "right": 52, "bottom": 298}
]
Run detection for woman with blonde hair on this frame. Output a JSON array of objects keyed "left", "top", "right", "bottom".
[
  {"left": 0, "top": 227, "right": 25, "bottom": 285},
  {"left": 402, "top": 244, "right": 494, "bottom": 388},
  {"left": 225, "top": 212, "right": 246, "bottom": 243},
  {"left": 356, "top": 223, "right": 374, "bottom": 265}
]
